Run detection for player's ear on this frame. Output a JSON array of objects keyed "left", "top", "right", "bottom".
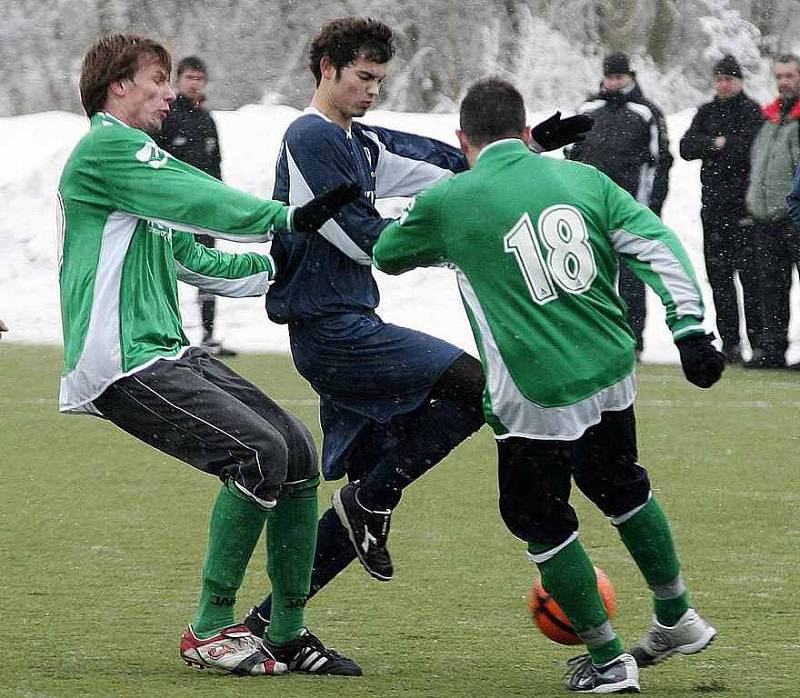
[
  {"left": 109, "top": 79, "right": 127, "bottom": 98},
  {"left": 521, "top": 126, "right": 533, "bottom": 148},
  {"left": 456, "top": 129, "right": 470, "bottom": 154},
  {"left": 320, "top": 55, "right": 336, "bottom": 82}
]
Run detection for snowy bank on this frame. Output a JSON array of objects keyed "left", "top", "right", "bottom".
[{"left": 1, "top": 105, "right": 798, "bottom": 364}]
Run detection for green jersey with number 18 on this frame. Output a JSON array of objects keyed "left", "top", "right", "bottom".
[
  {"left": 373, "top": 139, "right": 705, "bottom": 440},
  {"left": 58, "top": 112, "right": 291, "bottom": 415}
]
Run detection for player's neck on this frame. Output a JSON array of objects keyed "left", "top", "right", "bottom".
[{"left": 310, "top": 93, "right": 352, "bottom": 132}]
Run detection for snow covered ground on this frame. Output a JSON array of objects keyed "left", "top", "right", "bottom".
[{"left": 1, "top": 105, "right": 798, "bottom": 364}]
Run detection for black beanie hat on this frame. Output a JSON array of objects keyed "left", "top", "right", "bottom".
[
  {"left": 603, "top": 53, "right": 632, "bottom": 76},
  {"left": 713, "top": 54, "right": 742, "bottom": 79}
]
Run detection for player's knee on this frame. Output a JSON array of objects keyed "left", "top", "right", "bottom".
[
  {"left": 575, "top": 465, "right": 651, "bottom": 519},
  {"left": 498, "top": 490, "right": 578, "bottom": 546},
  {"left": 286, "top": 419, "right": 318, "bottom": 482},
  {"left": 228, "top": 432, "right": 290, "bottom": 498},
  {"left": 260, "top": 432, "right": 290, "bottom": 475},
  {"left": 432, "top": 353, "right": 485, "bottom": 415},
  {"left": 282, "top": 473, "right": 320, "bottom": 499}
]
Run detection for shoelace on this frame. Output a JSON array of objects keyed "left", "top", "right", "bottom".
[
  {"left": 302, "top": 631, "right": 345, "bottom": 660},
  {"left": 648, "top": 628, "right": 675, "bottom": 651},
  {"left": 374, "top": 511, "right": 390, "bottom": 542},
  {"left": 209, "top": 632, "right": 264, "bottom": 658},
  {"left": 564, "top": 653, "right": 593, "bottom": 680}
]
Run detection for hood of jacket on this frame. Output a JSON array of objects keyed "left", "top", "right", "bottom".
[
  {"left": 762, "top": 95, "right": 800, "bottom": 124},
  {"left": 594, "top": 81, "right": 645, "bottom": 106}
]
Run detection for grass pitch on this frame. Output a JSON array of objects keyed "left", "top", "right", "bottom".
[{"left": 1, "top": 343, "right": 798, "bottom": 697}]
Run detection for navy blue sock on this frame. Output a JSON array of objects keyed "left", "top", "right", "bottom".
[{"left": 255, "top": 506, "right": 354, "bottom": 621}]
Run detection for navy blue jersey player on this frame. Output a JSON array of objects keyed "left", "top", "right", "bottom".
[{"left": 245, "top": 17, "right": 593, "bottom": 634}]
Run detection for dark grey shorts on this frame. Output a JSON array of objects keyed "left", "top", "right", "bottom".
[{"left": 92, "top": 347, "right": 317, "bottom": 503}]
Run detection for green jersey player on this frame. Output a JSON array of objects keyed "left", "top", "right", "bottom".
[
  {"left": 59, "top": 34, "right": 360, "bottom": 677},
  {"left": 373, "top": 78, "right": 723, "bottom": 694}
]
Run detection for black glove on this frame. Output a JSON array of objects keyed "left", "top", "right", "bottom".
[
  {"left": 676, "top": 333, "right": 725, "bottom": 388},
  {"left": 291, "top": 182, "right": 362, "bottom": 233},
  {"left": 531, "top": 111, "right": 594, "bottom": 151}
]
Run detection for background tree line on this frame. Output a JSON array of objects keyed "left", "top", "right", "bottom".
[{"left": 2, "top": 0, "right": 799, "bottom": 117}]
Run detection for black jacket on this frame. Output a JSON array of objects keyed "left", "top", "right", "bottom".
[
  {"left": 679, "top": 91, "right": 763, "bottom": 212},
  {"left": 566, "top": 82, "right": 673, "bottom": 215},
  {"left": 155, "top": 94, "right": 221, "bottom": 179}
]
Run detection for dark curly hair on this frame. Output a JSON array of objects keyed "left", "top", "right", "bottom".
[{"left": 308, "top": 17, "right": 394, "bottom": 86}]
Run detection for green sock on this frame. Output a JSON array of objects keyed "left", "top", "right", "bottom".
[
  {"left": 615, "top": 497, "right": 690, "bottom": 626},
  {"left": 533, "top": 539, "right": 623, "bottom": 665},
  {"left": 192, "top": 480, "right": 269, "bottom": 638},
  {"left": 265, "top": 475, "right": 319, "bottom": 645}
]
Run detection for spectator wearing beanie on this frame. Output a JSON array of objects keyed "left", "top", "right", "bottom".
[
  {"left": 680, "top": 54, "right": 764, "bottom": 364},
  {"left": 566, "top": 53, "right": 673, "bottom": 359}
]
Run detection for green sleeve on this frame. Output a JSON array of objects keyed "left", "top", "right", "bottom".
[
  {"left": 601, "top": 171, "right": 705, "bottom": 340},
  {"left": 97, "top": 127, "right": 289, "bottom": 240},
  {"left": 171, "top": 231, "right": 275, "bottom": 297},
  {"left": 372, "top": 185, "right": 448, "bottom": 274}
]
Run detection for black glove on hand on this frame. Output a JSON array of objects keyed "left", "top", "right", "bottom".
[
  {"left": 531, "top": 111, "right": 594, "bottom": 151},
  {"left": 292, "top": 182, "right": 362, "bottom": 233},
  {"left": 676, "top": 333, "right": 725, "bottom": 388}
]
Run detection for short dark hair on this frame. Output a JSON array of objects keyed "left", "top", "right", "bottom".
[
  {"left": 177, "top": 55, "right": 208, "bottom": 77},
  {"left": 460, "top": 78, "right": 526, "bottom": 146},
  {"left": 774, "top": 53, "right": 800, "bottom": 68},
  {"left": 308, "top": 17, "right": 394, "bottom": 86},
  {"left": 79, "top": 34, "right": 171, "bottom": 117}
]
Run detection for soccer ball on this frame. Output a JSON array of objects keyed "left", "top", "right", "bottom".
[{"left": 528, "top": 566, "right": 617, "bottom": 645}]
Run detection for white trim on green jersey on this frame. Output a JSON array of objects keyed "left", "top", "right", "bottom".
[
  {"left": 374, "top": 140, "right": 706, "bottom": 436},
  {"left": 609, "top": 229, "right": 704, "bottom": 339},
  {"left": 60, "top": 211, "right": 137, "bottom": 413},
  {"left": 174, "top": 254, "right": 276, "bottom": 297},
  {"left": 58, "top": 113, "right": 290, "bottom": 414},
  {"left": 149, "top": 216, "right": 273, "bottom": 243},
  {"left": 457, "top": 271, "right": 636, "bottom": 441}
]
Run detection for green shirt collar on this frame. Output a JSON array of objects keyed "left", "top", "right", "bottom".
[
  {"left": 474, "top": 138, "right": 530, "bottom": 165},
  {"left": 91, "top": 112, "right": 131, "bottom": 129}
]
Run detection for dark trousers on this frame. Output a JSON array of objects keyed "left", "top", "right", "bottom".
[
  {"left": 702, "top": 208, "right": 762, "bottom": 353},
  {"left": 496, "top": 407, "right": 651, "bottom": 548},
  {"left": 753, "top": 218, "right": 800, "bottom": 361},
  {"left": 197, "top": 234, "right": 216, "bottom": 341},
  {"left": 92, "top": 347, "right": 317, "bottom": 503},
  {"left": 619, "top": 264, "right": 646, "bottom": 352},
  {"left": 254, "top": 353, "right": 485, "bottom": 615}
]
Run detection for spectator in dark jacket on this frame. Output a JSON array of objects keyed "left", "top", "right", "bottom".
[
  {"left": 745, "top": 54, "right": 800, "bottom": 369},
  {"left": 155, "top": 56, "right": 234, "bottom": 357},
  {"left": 566, "top": 53, "right": 673, "bottom": 358},
  {"left": 680, "top": 55, "right": 764, "bottom": 364}
]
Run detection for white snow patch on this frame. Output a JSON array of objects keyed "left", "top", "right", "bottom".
[{"left": 1, "top": 105, "right": 798, "bottom": 364}]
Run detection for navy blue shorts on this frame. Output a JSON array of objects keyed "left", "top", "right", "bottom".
[{"left": 289, "top": 312, "right": 463, "bottom": 479}]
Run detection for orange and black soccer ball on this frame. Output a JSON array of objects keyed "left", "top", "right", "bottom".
[{"left": 528, "top": 567, "right": 617, "bottom": 645}]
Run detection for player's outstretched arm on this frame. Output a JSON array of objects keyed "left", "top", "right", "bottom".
[
  {"left": 0, "top": 318, "right": 8, "bottom": 339},
  {"left": 172, "top": 232, "right": 276, "bottom": 297},
  {"left": 291, "top": 182, "right": 362, "bottom": 233},
  {"left": 675, "top": 333, "right": 725, "bottom": 388},
  {"left": 531, "top": 111, "right": 594, "bottom": 152}
]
